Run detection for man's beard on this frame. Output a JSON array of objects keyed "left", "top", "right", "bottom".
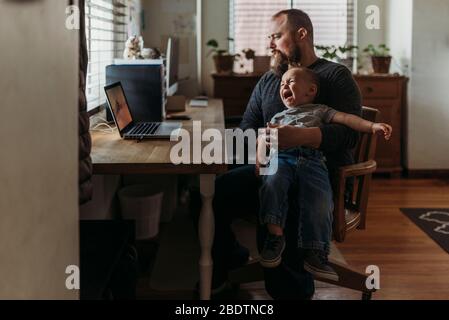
[{"left": 272, "top": 46, "right": 302, "bottom": 77}]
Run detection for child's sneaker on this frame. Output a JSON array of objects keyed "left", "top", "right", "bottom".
[
  {"left": 304, "top": 250, "right": 339, "bottom": 281},
  {"left": 260, "top": 234, "right": 285, "bottom": 268}
]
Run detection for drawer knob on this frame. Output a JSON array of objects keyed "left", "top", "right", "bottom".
[{"left": 365, "top": 86, "right": 374, "bottom": 93}]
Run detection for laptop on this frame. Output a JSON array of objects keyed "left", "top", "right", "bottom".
[{"left": 104, "top": 82, "right": 182, "bottom": 139}]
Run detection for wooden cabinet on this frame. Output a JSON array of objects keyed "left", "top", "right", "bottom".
[
  {"left": 212, "top": 73, "right": 262, "bottom": 117},
  {"left": 354, "top": 75, "right": 408, "bottom": 176}
]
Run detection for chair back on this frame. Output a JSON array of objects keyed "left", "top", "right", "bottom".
[
  {"left": 333, "top": 106, "right": 379, "bottom": 242},
  {"left": 354, "top": 107, "right": 379, "bottom": 164}
]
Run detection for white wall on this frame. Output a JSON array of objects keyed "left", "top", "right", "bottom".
[
  {"left": 356, "top": 0, "right": 386, "bottom": 49},
  {"left": 356, "top": 0, "right": 386, "bottom": 72},
  {"left": 141, "top": 0, "right": 199, "bottom": 96},
  {"left": 384, "top": 0, "right": 449, "bottom": 169},
  {"left": 385, "top": 0, "right": 413, "bottom": 76},
  {"left": 407, "top": 0, "right": 449, "bottom": 169},
  {"left": 0, "top": 0, "right": 79, "bottom": 299},
  {"left": 128, "top": 0, "right": 143, "bottom": 36},
  {"left": 200, "top": 0, "right": 230, "bottom": 96}
]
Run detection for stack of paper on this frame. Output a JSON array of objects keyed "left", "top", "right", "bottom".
[
  {"left": 113, "top": 59, "right": 164, "bottom": 65},
  {"left": 189, "top": 97, "right": 209, "bottom": 107}
]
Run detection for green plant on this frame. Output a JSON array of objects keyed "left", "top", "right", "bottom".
[
  {"left": 315, "top": 45, "right": 358, "bottom": 60},
  {"left": 337, "top": 45, "right": 358, "bottom": 56},
  {"left": 206, "top": 38, "right": 238, "bottom": 57},
  {"left": 315, "top": 45, "right": 338, "bottom": 60},
  {"left": 363, "top": 44, "right": 390, "bottom": 57}
]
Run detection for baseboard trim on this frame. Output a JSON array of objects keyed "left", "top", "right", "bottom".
[{"left": 404, "top": 169, "right": 449, "bottom": 179}]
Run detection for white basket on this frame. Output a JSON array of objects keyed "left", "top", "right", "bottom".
[{"left": 118, "top": 185, "right": 164, "bottom": 239}]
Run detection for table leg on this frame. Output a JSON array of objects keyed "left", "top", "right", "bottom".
[{"left": 199, "top": 174, "right": 215, "bottom": 300}]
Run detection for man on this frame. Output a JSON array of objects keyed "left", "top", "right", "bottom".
[{"left": 210, "top": 9, "right": 361, "bottom": 299}]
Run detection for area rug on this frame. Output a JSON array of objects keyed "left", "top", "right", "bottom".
[{"left": 401, "top": 208, "right": 449, "bottom": 254}]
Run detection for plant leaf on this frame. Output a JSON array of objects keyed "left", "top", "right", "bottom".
[{"left": 206, "top": 39, "right": 219, "bottom": 48}]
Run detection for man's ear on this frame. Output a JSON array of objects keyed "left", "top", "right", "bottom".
[{"left": 296, "top": 27, "right": 308, "bottom": 41}]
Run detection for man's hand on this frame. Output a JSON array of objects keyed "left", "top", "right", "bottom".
[
  {"left": 372, "top": 123, "right": 393, "bottom": 140},
  {"left": 256, "top": 134, "right": 268, "bottom": 177},
  {"left": 265, "top": 123, "right": 322, "bottom": 150}
]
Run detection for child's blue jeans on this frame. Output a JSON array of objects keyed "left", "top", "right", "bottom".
[{"left": 259, "top": 147, "right": 334, "bottom": 254}]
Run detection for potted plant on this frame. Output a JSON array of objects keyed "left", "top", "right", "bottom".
[
  {"left": 337, "top": 45, "right": 358, "bottom": 70},
  {"left": 315, "top": 45, "right": 358, "bottom": 71},
  {"left": 237, "top": 48, "right": 257, "bottom": 73},
  {"left": 363, "top": 44, "right": 391, "bottom": 74},
  {"left": 315, "top": 45, "right": 338, "bottom": 61},
  {"left": 206, "top": 38, "right": 239, "bottom": 74}
]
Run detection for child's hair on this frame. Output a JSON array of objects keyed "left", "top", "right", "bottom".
[{"left": 289, "top": 67, "right": 320, "bottom": 92}]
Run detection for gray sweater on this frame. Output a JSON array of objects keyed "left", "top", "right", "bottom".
[{"left": 270, "top": 104, "right": 338, "bottom": 128}]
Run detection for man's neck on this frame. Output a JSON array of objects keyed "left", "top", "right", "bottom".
[{"left": 298, "top": 47, "right": 319, "bottom": 68}]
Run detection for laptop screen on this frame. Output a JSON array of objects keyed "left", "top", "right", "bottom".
[{"left": 105, "top": 84, "right": 133, "bottom": 132}]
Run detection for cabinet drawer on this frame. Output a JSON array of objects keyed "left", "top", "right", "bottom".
[
  {"left": 357, "top": 80, "right": 399, "bottom": 99},
  {"left": 214, "top": 79, "right": 259, "bottom": 99},
  {"left": 223, "top": 98, "right": 250, "bottom": 117}
]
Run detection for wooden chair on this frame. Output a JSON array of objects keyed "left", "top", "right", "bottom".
[{"left": 229, "top": 106, "right": 379, "bottom": 300}]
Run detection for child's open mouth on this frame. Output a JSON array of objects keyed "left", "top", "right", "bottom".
[{"left": 282, "top": 89, "right": 294, "bottom": 103}]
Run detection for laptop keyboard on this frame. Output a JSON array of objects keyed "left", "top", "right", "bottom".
[{"left": 127, "top": 122, "right": 161, "bottom": 137}]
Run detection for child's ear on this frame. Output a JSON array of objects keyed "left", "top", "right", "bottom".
[{"left": 309, "top": 84, "right": 318, "bottom": 96}]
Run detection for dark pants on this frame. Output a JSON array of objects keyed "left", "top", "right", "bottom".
[{"left": 212, "top": 164, "right": 315, "bottom": 300}]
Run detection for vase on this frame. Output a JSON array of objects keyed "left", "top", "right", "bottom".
[
  {"left": 213, "top": 55, "right": 235, "bottom": 74},
  {"left": 371, "top": 56, "right": 392, "bottom": 74}
]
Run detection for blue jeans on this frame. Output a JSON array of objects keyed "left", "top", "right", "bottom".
[{"left": 259, "top": 148, "right": 334, "bottom": 254}]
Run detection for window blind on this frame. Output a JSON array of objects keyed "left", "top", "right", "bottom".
[
  {"left": 230, "top": 0, "right": 290, "bottom": 55},
  {"left": 292, "top": 0, "right": 354, "bottom": 48},
  {"left": 85, "top": 0, "right": 128, "bottom": 111},
  {"left": 230, "top": 0, "right": 354, "bottom": 56}
]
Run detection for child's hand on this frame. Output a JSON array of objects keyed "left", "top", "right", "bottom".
[{"left": 372, "top": 123, "right": 392, "bottom": 140}]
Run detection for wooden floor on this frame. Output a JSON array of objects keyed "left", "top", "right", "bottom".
[
  {"left": 336, "top": 178, "right": 449, "bottom": 300},
  {"left": 137, "top": 178, "right": 449, "bottom": 300}
]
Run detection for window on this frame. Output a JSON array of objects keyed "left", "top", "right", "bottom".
[
  {"left": 230, "top": 0, "right": 355, "bottom": 56},
  {"left": 85, "top": 0, "right": 128, "bottom": 111}
]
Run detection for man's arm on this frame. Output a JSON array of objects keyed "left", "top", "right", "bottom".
[
  {"left": 319, "top": 66, "right": 362, "bottom": 153},
  {"left": 239, "top": 75, "right": 265, "bottom": 131},
  {"left": 267, "top": 124, "right": 322, "bottom": 150}
]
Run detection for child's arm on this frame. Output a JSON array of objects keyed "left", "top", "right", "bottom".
[{"left": 331, "top": 112, "right": 393, "bottom": 140}]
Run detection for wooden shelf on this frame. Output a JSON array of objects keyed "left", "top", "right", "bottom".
[{"left": 354, "top": 74, "right": 408, "bottom": 175}]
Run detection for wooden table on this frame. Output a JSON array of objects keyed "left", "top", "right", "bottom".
[{"left": 91, "top": 99, "right": 227, "bottom": 300}]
